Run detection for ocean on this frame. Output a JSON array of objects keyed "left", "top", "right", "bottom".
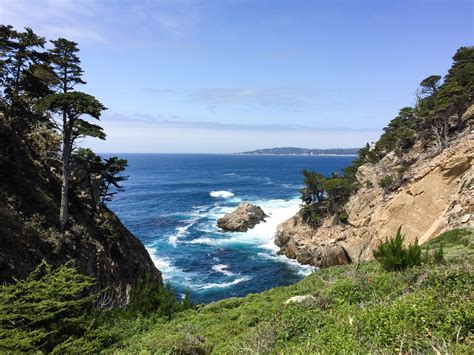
[{"left": 107, "top": 154, "right": 354, "bottom": 303}]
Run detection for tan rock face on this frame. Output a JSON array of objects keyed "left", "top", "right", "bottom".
[
  {"left": 276, "top": 129, "right": 474, "bottom": 267},
  {"left": 217, "top": 202, "right": 267, "bottom": 232}
]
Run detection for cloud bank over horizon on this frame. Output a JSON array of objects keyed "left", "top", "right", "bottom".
[{"left": 84, "top": 114, "right": 381, "bottom": 153}]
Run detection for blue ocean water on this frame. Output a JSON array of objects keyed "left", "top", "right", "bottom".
[{"left": 107, "top": 154, "right": 354, "bottom": 303}]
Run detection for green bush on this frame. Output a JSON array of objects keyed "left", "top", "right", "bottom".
[
  {"left": 0, "top": 261, "right": 97, "bottom": 353},
  {"left": 373, "top": 227, "right": 421, "bottom": 271},
  {"left": 433, "top": 244, "right": 445, "bottom": 264},
  {"left": 338, "top": 211, "right": 349, "bottom": 224},
  {"left": 378, "top": 175, "right": 396, "bottom": 190}
]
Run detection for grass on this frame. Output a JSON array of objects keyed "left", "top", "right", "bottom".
[
  {"left": 103, "top": 228, "right": 473, "bottom": 354},
  {"left": 424, "top": 228, "right": 474, "bottom": 264}
]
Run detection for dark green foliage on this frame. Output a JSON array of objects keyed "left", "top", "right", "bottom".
[
  {"left": 49, "top": 38, "right": 86, "bottom": 93},
  {"left": 100, "top": 156, "right": 128, "bottom": 204},
  {"left": 338, "top": 211, "right": 349, "bottom": 224},
  {"left": 36, "top": 91, "right": 106, "bottom": 127},
  {"left": 324, "top": 174, "right": 355, "bottom": 212},
  {"left": 352, "top": 46, "right": 473, "bottom": 166},
  {"left": 433, "top": 244, "right": 445, "bottom": 264},
  {"left": 0, "top": 261, "right": 96, "bottom": 353},
  {"left": 300, "top": 169, "right": 326, "bottom": 205},
  {"left": 129, "top": 277, "right": 193, "bottom": 320},
  {"left": 0, "top": 261, "right": 194, "bottom": 353},
  {"left": 300, "top": 169, "right": 357, "bottom": 226},
  {"left": 373, "top": 227, "right": 421, "bottom": 271},
  {"left": 420, "top": 75, "right": 441, "bottom": 96},
  {"left": 378, "top": 174, "right": 395, "bottom": 190},
  {"left": 72, "top": 149, "right": 128, "bottom": 211}
]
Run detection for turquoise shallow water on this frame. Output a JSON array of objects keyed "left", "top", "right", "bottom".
[{"left": 107, "top": 154, "right": 354, "bottom": 303}]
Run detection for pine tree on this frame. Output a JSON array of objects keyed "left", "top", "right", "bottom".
[{"left": 42, "top": 39, "right": 106, "bottom": 229}]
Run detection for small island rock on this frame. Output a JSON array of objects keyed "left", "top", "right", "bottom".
[{"left": 217, "top": 203, "right": 268, "bottom": 232}]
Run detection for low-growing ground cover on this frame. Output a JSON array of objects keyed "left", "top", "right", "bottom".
[{"left": 108, "top": 228, "right": 473, "bottom": 354}]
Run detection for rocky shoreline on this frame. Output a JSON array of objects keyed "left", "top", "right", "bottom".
[{"left": 274, "top": 123, "right": 473, "bottom": 268}]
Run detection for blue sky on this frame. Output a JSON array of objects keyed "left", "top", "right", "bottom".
[{"left": 1, "top": 0, "right": 472, "bottom": 152}]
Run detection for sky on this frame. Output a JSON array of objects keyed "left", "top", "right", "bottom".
[{"left": 1, "top": 0, "right": 472, "bottom": 153}]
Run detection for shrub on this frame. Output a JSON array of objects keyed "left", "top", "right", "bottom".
[
  {"left": 378, "top": 175, "right": 395, "bottom": 190},
  {"left": 129, "top": 278, "right": 192, "bottom": 319},
  {"left": 421, "top": 245, "right": 446, "bottom": 265},
  {"left": 338, "top": 211, "right": 349, "bottom": 224},
  {"left": 373, "top": 227, "right": 421, "bottom": 271},
  {"left": 433, "top": 244, "right": 445, "bottom": 264},
  {"left": 0, "top": 261, "right": 97, "bottom": 353}
]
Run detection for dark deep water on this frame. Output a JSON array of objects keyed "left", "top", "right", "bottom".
[{"left": 107, "top": 154, "right": 354, "bottom": 303}]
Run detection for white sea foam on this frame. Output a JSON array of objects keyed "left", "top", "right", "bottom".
[
  {"left": 195, "top": 276, "right": 251, "bottom": 290},
  {"left": 211, "top": 264, "right": 234, "bottom": 276},
  {"left": 257, "top": 252, "right": 314, "bottom": 276},
  {"left": 146, "top": 247, "right": 193, "bottom": 284},
  {"left": 187, "top": 237, "right": 215, "bottom": 245},
  {"left": 167, "top": 205, "right": 212, "bottom": 246},
  {"left": 168, "top": 220, "right": 196, "bottom": 246},
  {"left": 191, "top": 197, "right": 301, "bottom": 249},
  {"left": 210, "top": 190, "right": 235, "bottom": 198},
  {"left": 194, "top": 196, "right": 312, "bottom": 275}
]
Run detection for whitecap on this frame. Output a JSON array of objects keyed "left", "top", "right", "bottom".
[
  {"left": 168, "top": 220, "right": 197, "bottom": 246},
  {"left": 257, "top": 252, "right": 314, "bottom": 276},
  {"left": 186, "top": 237, "right": 215, "bottom": 245},
  {"left": 194, "top": 276, "right": 252, "bottom": 290},
  {"left": 145, "top": 247, "right": 194, "bottom": 285},
  {"left": 210, "top": 190, "right": 235, "bottom": 198},
  {"left": 211, "top": 264, "right": 234, "bottom": 276}
]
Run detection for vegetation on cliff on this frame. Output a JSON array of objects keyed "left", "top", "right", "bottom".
[
  {"left": 0, "top": 25, "right": 163, "bottom": 312},
  {"left": 299, "top": 46, "right": 473, "bottom": 226}
]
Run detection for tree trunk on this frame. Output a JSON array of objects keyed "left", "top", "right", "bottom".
[
  {"left": 443, "top": 117, "right": 449, "bottom": 148},
  {"left": 60, "top": 113, "right": 71, "bottom": 229},
  {"left": 432, "top": 126, "right": 442, "bottom": 152},
  {"left": 456, "top": 109, "right": 463, "bottom": 132}
]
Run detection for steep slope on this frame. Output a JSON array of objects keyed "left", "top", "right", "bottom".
[
  {"left": 0, "top": 117, "right": 161, "bottom": 304},
  {"left": 276, "top": 111, "right": 473, "bottom": 267}
]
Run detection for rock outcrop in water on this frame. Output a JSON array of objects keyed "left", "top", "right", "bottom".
[
  {"left": 217, "top": 203, "right": 268, "bottom": 232},
  {"left": 276, "top": 108, "right": 474, "bottom": 268}
]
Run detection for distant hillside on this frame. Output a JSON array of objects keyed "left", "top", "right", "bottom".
[{"left": 238, "top": 147, "right": 359, "bottom": 156}]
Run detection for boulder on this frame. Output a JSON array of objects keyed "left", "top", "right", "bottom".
[
  {"left": 217, "top": 203, "right": 267, "bottom": 232},
  {"left": 285, "top": 295, "right": 316, "bottom": 304}
]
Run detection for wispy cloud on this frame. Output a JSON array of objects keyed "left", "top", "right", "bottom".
[
  {"left": 190, "top": 87, "right": 313, "bottom": 110},
  {"left": 0, "top": 0, "right": 105, "bottom": 42},
  {"left": 0, "top": 0, "right": 201, "bottom": 45},
  {"left": 84, "top": 112, "right": 382, "bottom": 153},
  {"left": 106, "top": 112, "right": 381, "bottom": 133}
]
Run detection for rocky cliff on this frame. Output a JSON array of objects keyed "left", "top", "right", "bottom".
[
  {"left": 276, "top": 112, "right": 473, "bottom": 267},
  {"left": 0, "top": 118, "right": 161, "bottom": 305}
]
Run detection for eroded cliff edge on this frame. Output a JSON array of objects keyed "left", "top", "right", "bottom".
[{"left": 276, "top": 115, "right": 473, "bottom": 267}]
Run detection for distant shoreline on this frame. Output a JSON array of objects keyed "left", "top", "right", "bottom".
[{"left": 234, "top": 153, "right": 358, "bottom": 157}]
